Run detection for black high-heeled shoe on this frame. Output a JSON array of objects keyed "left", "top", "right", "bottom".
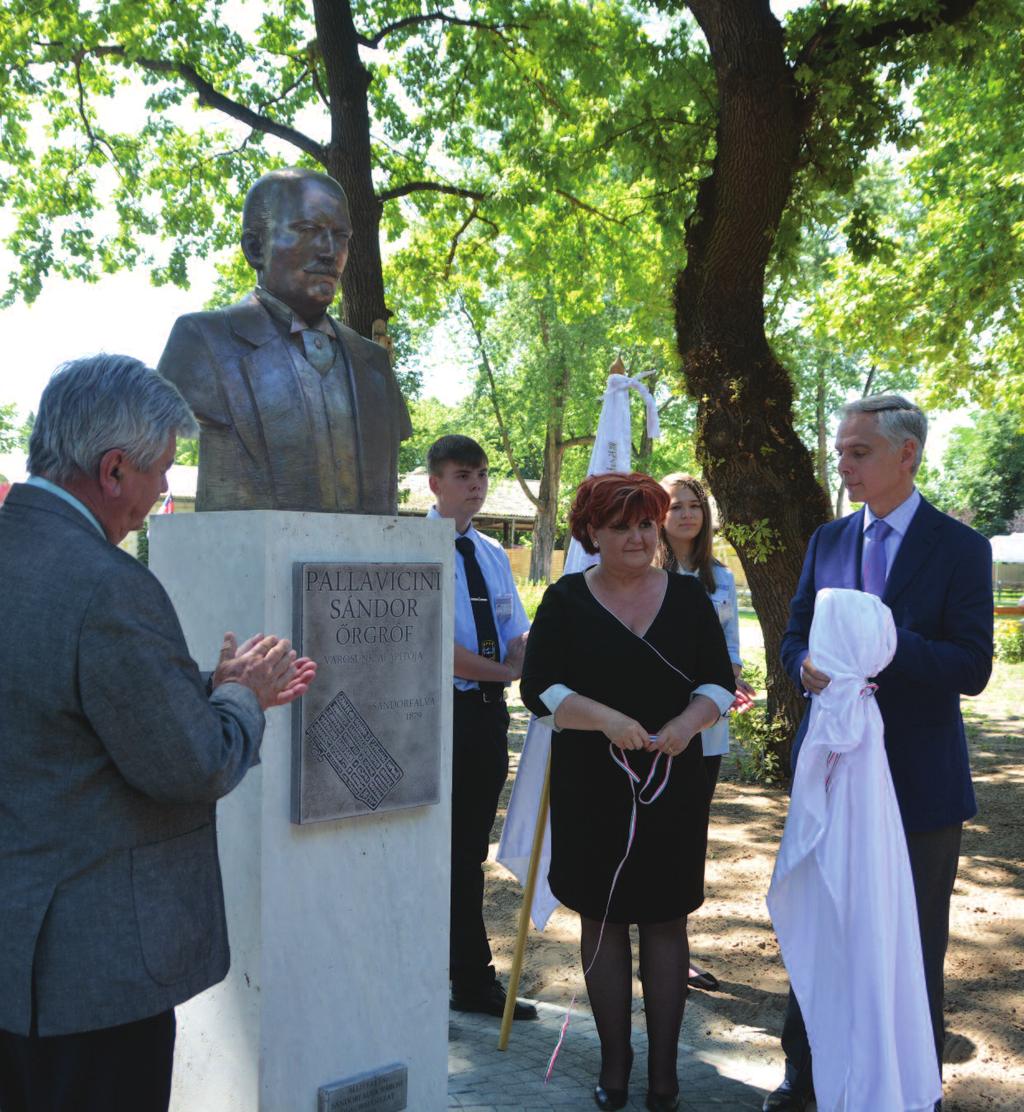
[
  {"left": 644, "top": 1090, "right": 680, "bottom": 1111},
  {"left": 593, "top": 1046, "right": 633, "bottom": 1110},
  {"left": 593, "top": 1082, "right": 629, "bottom": 1111}
]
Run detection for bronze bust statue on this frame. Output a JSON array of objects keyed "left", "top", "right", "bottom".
[{"left": 158, "top": 168, "right": 412, "bottom": 513}]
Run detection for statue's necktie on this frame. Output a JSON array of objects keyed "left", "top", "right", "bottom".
[
  {"left": 455, "top": 535, "right": 503, "bottom": 702},
  {"left": 301, "top": 329, "right": 335, "bottom": 375},
  {"left": 861, "top": 518, "right": 894, "bottom": 597}
]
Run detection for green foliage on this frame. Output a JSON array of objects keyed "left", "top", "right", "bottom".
[
  {"left": 918, "top": 409, "right": 1024, "bottom": 536},
  {"left": 994, "top": 619, "right": 1024, "bottom": 664},
  {"left": 174, "top": 438, "right": 198, "bottom": 466},
  {"left": 727, "top": 663, "right": 785, "bottom": 785},
  {"left": 782, "top": 4, "right": 1024, "bottom": 417},
  {"left": 399, "top": 396, "right": 464, "bottom": 475},
  {"left": 0, "top": 403, "right": 18, "bottom": 453},
  {"left": 135, "top": 519, "right": 149, "bottom": 567},
  {"left": 514, "top": 578, "right": 548, "bottom": 622},
  {"left": 720, "top": 519, "right": 781, "bottom": 565},
  {"left": 731, "top": 708, "right": 786, "bottom": 785}
]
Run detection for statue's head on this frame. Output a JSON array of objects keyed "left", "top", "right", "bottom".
[{"left": 242, "top": 168, "right": 352, "bottom": 323}]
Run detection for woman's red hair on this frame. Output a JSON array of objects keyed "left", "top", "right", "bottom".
[{"left": 569, "top": 472, "right": 671, "bottom": 555}]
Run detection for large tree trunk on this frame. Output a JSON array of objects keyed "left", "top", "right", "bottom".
[
  {"left": 313, "top": 0, "right": 389, "bottom": 339},
  {"left": 678, "top": 1, "right": 831, "bottom": 775}
]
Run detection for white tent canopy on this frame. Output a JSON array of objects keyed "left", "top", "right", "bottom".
[{"left": 990, "top": 533, "right": 1024, "bottom": 563}]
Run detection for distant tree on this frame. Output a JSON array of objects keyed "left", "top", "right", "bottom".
[
  {"left": 0, "top": 403, "right": 18, "bottom": 453},
  {"left": 921, "top": 411, "right": 1024, "bottom": 537},
  {"left": 18, "top": 411, "right": 35, "bottom": 453},
  {"left": 174, "top": 439, "right": 199, "bottom": 466}
]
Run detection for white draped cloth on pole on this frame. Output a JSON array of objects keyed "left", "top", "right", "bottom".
[
  {"left": 495, "top": 370, "right": 660, "bottom": 930},
  {"left": 766, "top": 588, "right": 941, "bottom": 1112}
]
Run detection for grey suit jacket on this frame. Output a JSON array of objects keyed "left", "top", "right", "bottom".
[
  {"left": 157, "top": 295, "right": 413, "bottom": 513},
  {"left": 0, "top": 484, "right": 265, "bottom": 1036}
]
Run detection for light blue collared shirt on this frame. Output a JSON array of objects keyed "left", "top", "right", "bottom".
[
  {"left": 26, "top": 476, "right": 105, "bottom": 537},
  {"left": 428, "top": 506, "right": 530, "bottom": 691},
  {"left": 863, "top": 487, "right": 920, "bottom": 590}
]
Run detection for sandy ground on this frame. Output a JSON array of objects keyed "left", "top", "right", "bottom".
[{"left": 483, "top": 665, "right": 1024, "bottom": 1110}]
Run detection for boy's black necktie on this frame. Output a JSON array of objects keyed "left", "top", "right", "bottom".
[{"left": 455, "top": 535, "right": 503, "bottom": 702}]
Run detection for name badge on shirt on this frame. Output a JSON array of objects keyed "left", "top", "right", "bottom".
[{"left": 495, "top": 594, "right": 514, "bottom": 623}]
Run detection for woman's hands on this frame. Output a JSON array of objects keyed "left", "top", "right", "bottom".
[
  {"left": 599, "top": 708, "right": 651, "bottom": 751},
  {"left": 650, "top": 716, "right": 696, "bottom": 757}
]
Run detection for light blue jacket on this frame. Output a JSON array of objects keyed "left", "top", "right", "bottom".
[{"left": 677, "top": 563, "right": 741, "bottom": 756}]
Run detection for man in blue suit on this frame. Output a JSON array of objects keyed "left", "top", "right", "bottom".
[{"left": 763, "top": 395, "right": 993, "bottom": 1112}]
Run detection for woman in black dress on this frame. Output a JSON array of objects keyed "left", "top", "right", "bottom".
[{"left": 520, "top": 473, "right": 735, "bottom": 1112}]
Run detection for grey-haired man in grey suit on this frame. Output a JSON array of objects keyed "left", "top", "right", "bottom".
[{"left": 0, "top": 355, "right": 316, "bottom": 1112}]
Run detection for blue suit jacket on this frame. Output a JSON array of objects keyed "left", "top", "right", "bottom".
[{"left": 780, "top": 496, "right": 993, "bottom": 833}]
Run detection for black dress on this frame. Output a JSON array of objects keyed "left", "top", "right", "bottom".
[{"left": 520, "top": 571, "right": 735, "bottom": 923}]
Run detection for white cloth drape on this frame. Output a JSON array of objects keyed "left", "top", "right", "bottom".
[
  {"left": 766, "top": 588, "right": 941, "bottom": 1112},
  {"left": 495, "top": 370, "right": 660, "bottom": 930}
]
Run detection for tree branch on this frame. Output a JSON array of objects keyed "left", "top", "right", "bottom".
[
  {"left": 442, "top": 205, "right": 496, "bottom": 278},
  {"left": 560, "top": 436, "right": 596, "bottom": 451},
  {"left": 359, "top": 12, "right": 520, "bottom": 50},
  {"left": 376, "top": 180, "right": 486, "bottom": 203},
  {"left": 73, "top": 56, "right": 121, "bottom": 170},
  {"left": 554, "top": 188, "right": 628, "bottom": 227},
  {"left": 70, "top": 43, "right": 328, "bottom": 162},
  {"left": 794, "top": 0, "right": 981, "bottom": 74},
  {"left": 458, "top": 297, "right": 540, "bottom": 510}
]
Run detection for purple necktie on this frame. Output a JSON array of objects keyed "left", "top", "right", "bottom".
[{"left": 861, "top": 518, "right": 893, "bottom": 597}]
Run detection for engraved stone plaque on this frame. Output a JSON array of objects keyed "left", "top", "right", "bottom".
[
  {"left": 318, "top": 1063, "right": 407, "bottom": 1112},
  {"left": 293, "top": 563, "right": 442, "bottom": 823}
]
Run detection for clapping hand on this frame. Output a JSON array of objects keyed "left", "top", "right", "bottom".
[{"left": 214, "top": 632, "right": 317, "bottom": 710}]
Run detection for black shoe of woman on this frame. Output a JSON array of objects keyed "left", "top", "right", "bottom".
[
  {"left": 593, "top": 1083, "right": 629, "bottom": 1111},
  {"left": 593, "top": 1046, "right": 633, "bottom": 1110},
  {"left": 645, "top": 1090, "right": 680, "bottom": 1111}
]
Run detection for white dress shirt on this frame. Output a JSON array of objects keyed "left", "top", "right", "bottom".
[
  {"left": 26, "top": 476, "right": 105, "bottom": 536},
  {"left": 862, "top": 487, "right": 921, "bottom": 590},
  {"left": 428, "top": 506, "right": 530, "bottom": 691}
]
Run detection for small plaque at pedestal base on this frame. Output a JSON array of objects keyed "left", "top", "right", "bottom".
[
  {"left": 293, "top": 562, "right": 443, "bottom": 824},
  {"left": 318, "top": 1063, "right": 407, "bottom": 1112}
]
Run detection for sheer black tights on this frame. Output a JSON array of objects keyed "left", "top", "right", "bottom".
[{"left": 580, "top": 915, "right": 689, "bottom": 1096}]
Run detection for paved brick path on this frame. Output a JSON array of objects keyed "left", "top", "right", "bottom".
[{"left": 449, "top": 999, "right": 792, "bottom": 1111}]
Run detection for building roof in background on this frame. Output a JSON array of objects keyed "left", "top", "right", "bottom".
[
  {"left": 161, "top": 465, "right": 541, "bottom": 518},
  {"left": 399, "top": 468, "right": 539, "bottom": 518}
]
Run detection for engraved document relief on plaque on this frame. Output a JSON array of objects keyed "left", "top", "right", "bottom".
[{"left": 293, "top": 563, "right": 443, "bottom": 824}]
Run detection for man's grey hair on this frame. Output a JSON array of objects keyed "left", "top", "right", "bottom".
[
  {"left": 241, "top": 168, "right": 349, "bottom": 247},
  {"left": 28, "top": 354, "right": 198, "bottom": 484},
  {"left": 840, "top": 393, "right": 928, "bottom": 474}
]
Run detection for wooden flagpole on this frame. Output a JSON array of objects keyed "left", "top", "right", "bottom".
[{"left": 497, "top": 753, "right": 551, "bottom": 1050}]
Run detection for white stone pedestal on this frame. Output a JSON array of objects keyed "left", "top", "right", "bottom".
[{"left": 149, "top": 511, "right": 453, "bottom": 1112}]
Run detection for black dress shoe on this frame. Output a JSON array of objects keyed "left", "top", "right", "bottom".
[
  {"left": 593, "top": 1083, "right": 628, "bottom": 1110},
  {"left": 450, "top": 981, "right": 538, "bottom": 1020},
  {"left": 645, "top": 1091, "right": 680, "bottom": 1111},
  {"left": 686, "top": 969, "right": 720, "bottom": 991},
  {"left": 762, "top": 1078, "right": 812, "bottom": 1111},
  {"left": 594, "top": 1045, "right": 632, "bottom": 1110}
]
